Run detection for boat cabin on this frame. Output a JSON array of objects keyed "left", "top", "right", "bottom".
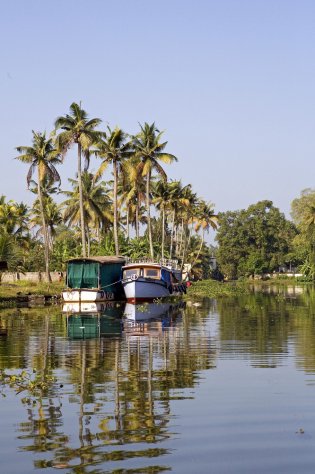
[
  {"left": 123, "top": 264, "right": 162, "bottom": 280},
  {"left": 122, "top": 263, "right": 181, "bottom": 285},
  {"left": 65, "top": 256, "right": 126, "bottom": 298}
]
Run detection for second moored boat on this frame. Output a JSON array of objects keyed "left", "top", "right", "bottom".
[{"left": 122, "top": 259, "right": 186, "bottom": 303}]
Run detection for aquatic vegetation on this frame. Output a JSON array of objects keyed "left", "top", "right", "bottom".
[
  {"left": 185, "top": 279, "right": 249, "bottom": 298},
  {"left": 0, "top": 368, "right": 56, "bottom": 403}
]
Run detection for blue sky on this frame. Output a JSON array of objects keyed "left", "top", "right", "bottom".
[{"left": 1, "top": 0, "right": 315, "bottom": 219}]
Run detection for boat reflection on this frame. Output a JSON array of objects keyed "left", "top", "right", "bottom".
[
  {"left": 62, "top": 301, "right": 125, "bottom": 339},
  {"left": 62, "top": 302, "right": 185, "bottom": 340},
  {"left": 62, "top": 301, "right": 124, "bottom": 314},
  {"left": 123, "top": 301, "right": 185, "bottom": 336}
]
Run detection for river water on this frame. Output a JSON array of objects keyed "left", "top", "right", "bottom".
[{"left": 1, "top": 286, "right": 315, "bottom": 473}]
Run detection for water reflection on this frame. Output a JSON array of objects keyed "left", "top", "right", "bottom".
[
  {"left": 248, "top": 282, "right": 305, "bottom": 296},
  {"left": 3, "top": 288, "right": 315, "bottom": 472},
  {"left": 0, "top": 300, "right": 214, "bottom": 473},
  {"left": 63, "top": 302, "right": 124, "bottom": 340}
]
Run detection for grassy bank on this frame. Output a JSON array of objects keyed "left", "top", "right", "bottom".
[
  {"left": 0, "top": 280, "right": 244, "bottom": 305},
  {"left": 0, "top": 281, "right": 64, "bottom": 300},
  {"left": 185, "top": 279, "right": 249, "bottom": 298}
]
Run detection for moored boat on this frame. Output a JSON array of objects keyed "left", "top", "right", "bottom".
[
  {"left": 122, "top": 259, "right": 186, "bottom": 303},
  {"left": 62, "top": 256, "right": 126, "bottom": 302}
]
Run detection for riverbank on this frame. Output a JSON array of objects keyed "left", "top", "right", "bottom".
[
  {"left": 0, "top": 278, "right": 307, "bottom": 307},
  {"left": 0, "top": 281, "right": 64, "bottom": 306}
]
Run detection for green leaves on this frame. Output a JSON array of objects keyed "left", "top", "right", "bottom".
[{"left": 216, "top": 201, "right": 297, "bottom": 279}]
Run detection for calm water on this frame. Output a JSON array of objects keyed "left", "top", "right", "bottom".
[{"left": 1, "top": 286, "right": 315, "bottom": 473}]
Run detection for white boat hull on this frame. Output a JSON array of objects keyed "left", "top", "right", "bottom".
[
  {"left": 62, "top": 289, "right": 115, "bottom": 303},
  {"left": 122, "top": 278, "right": 170, "bottom": 302}
]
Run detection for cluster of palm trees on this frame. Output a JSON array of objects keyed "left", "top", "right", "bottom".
[{"left": 6, "top": 102, "right": 217, "bottom": 280}]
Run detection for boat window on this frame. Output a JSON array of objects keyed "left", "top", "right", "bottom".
[
  {"left": 144, "top": 268, "right": 160, "bottom": 279},
  {"left": 123, "top": 268, "right": 140, "bottom": 278}
]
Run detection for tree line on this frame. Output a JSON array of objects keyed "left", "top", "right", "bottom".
[
  {"left": 1, "top": 101, "right": 314, "bottom": 282},
  {"left": 216, "top": 191, "right": 315, "bottom": 280},
  {"left": 0, "top": 102, "right": 217, "bottom": 281}
]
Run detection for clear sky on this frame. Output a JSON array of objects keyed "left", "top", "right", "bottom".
[{"left": 1, "top": 0, "right": 314, "bottom": 219}]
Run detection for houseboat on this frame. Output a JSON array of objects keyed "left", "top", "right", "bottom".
[
  {"left": 121, "top": 259, "right": 186, "bottom": 303},
  {"left": 62, "top": 256, "right": 126, "bottom": 303}
]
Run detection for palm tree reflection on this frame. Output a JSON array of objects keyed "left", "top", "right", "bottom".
[{"left": 10, "top": 301, "right": 214, "bottom": 472}]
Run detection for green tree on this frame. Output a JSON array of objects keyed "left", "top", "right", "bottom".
[
  {"left": 152, "top": 180, "right": 172, "bottom": 259},
  {"left": 15, "top": 131, "right": 61, "bottom": 282},
  {"left": 216, "top": 201, "right": 297, "bottom": 279},
  {"left": 95, "top": 127, "right": 132, "bottom": 255},
  {"left": 165, "top": 181, "right": 191, "bottom": 259},
  {"left": 55, "top": 102, "right": 102, "bottom": 257},
  {"left": 291, "top": 188, "right": 315, "bottom": 279},
  {"left": 0, "top": 234, "right": 23, "bottom": 274},
  {"left": 119, "top": 158, "right": 146, "bottom": 239},
  {"left": 31, "top": 196, "right": 62, "bottom": 251},
  {"left": 0, "top": 197, "right": 29, "bottom": 239},
  {"left": 133, "top": 123, "right": 177, "bottom": 258},
  {"left": 61, "top": 172, "right": 113, "bottom": 255},
  {"left": 191, "top": 200, "right": 218, "bottom": 268}
]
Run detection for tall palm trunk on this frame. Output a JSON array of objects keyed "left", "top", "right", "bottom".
[
  {"left": 77, "top": 143, "right": 87, "bottom": 257},
  {"left": 126, "top": 206, "right": 130, "bottom": 240},
  {"left": 113, "top": 160, "right": 119, "bottom": 255},
  {"left": 161, "top": 206, "right": 165, "bottom": 259},
  {"left": 136, "top": 201, "right": 139, "bottom": 239},
  {"left": 146, "top": 172, "right": 154, "bottom": 258},
  {"left": 87, "top": 227, "right": 90, "bottom": 257},
  {"left": 181, "top": 221, "right": 193, "bottom": 270},
  {"left": 178, "top": 218, "right": 184, "bottom": 258},
  {"left": 169, "top": 209, "right": 176, "bottom": 259},
  {"left": 174, "top": 225, "right": 178, "bottom": 257},
  {"left": 192, "top": 229, "right": 205, "bottom": 269},
  {"left": 48, "top": 229, "right": 53, "bottom": 252},
  {"left": 37, "top": 170, "right": 51, "bottom": 283}
]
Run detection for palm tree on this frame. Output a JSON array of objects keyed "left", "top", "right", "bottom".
[
  {"left": 31, "top": 196, "right": 62, "bottom": 251},
  {"left": 54, "top": 102, "right": 102, "bottom": 257},
  {"left": 61, "top": 172, "right": 113, "bottom": 255},
  {"left": 191, "top": 200, "right": 218, "bottom": 268},
  {"left": 132, "top": 123, "right": 177, "bottom": 258},
  {"left": 152, "top": 180, "right": 178, "bottom": 259},
  {"left": 302, "top": 205, "right": 315, "bottom": 236},
  {"left": 165, "top": 181, "right": 191, "bottom": 259},
  {"left": 94, "top": 127, "right": 132, "bottom": 255},
  {"left": 15, "top": 131, "right": 61, "bottom": 282},
  {"left": 179, "top": 187, "right": 198, "bottom": 266},
  {"left": 0, "top": 234, "right": 22, "bottom": 277},
  {"left": 119, "top": 158, "right": 146, "bottom": 239},
  {"left": 29, "top": 176, "right": 62, "bottom": 251},
  {"left": 0, "top": 198, "right": 29, "bottom": 238}
]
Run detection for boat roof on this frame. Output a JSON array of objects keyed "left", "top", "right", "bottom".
[
  {"left": 122, "top": 262, "right": 171, "bottom": 271},
  {"left": 67, "top": 256, "right": 126, "bottom": 265}
]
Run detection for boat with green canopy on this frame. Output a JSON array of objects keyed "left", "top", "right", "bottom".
[{"left": 62, "top": 256, "right": 126, "bottom": 302}]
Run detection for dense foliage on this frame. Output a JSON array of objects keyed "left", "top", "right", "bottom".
[
  {"left": 291, "top": 189, "right": 315, "bottom": 280},
  {"left": 216, "top": 201, "right": 297, "bottom": 279}
]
